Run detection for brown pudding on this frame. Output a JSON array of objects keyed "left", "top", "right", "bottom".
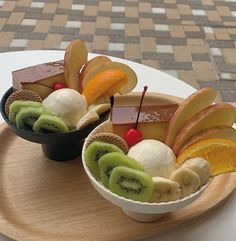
[
  {"left": 12, "top": 60, "right": 65, "bottom": 99},
  {"left": 111, "top": 93, "right": 182, "bottom": 141}
]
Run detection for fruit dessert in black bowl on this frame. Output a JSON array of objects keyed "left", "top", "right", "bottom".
[
  {"left": 0, "top": 39, "right": 137, "bottom": 161},
  {"left": 1, "top": 87, "right": 112, "bottom": 161}
]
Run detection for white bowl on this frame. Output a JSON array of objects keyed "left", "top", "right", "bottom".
[{"left": 81, "top": 121, "right": 210, "bottom": 222}]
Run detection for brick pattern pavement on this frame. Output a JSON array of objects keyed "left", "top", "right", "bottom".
[{"left": 0, "top": 0, "right": 236, "bottom": 103}]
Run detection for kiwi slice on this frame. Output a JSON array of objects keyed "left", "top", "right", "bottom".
[
  {"left": 109, "top": 166, "right": 154, "bottom": 202},
  {"left": 85, "top": 141, "right": 124, "bottom": 180},
  {"left": 33, "top": 114, "right": 69, "bottom": 133},
  {"left": 98, "top": 152, "right": 144, "bottom": 187},
  {"left": 9, "top": 100, "right": 43, "bottom": 125},
  {"left": 15, "top": 106, "right": 49, "bottom": 130}
]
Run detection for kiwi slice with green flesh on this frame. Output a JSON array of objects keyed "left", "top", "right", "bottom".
[
  {"left": 9, "top": 100, "right": 43, "bottom": 125},
  {"left": 85, "top": 141, "right": 124, "bottom": 180},
  {"left": 33, "top": 114, "right": 69, "bottom": 133},
  {"left": 98, "top": 152, "right": 144, "bottom": 188},
  {"left": 109, "top": 166, "right": 154, "bottom": 202},
  {"left": 15, "top": 106, "right": 51, "bottom": 130}
]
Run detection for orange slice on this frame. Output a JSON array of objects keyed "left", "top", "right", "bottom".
[
  {"left": 177, "top": 138, "right": 236, "bottom": 176},
  {"left": 82, "top": 69, "right": 128, "bottom": 105}
]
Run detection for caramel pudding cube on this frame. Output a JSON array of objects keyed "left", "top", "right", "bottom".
[
  {"left": 12, "top": 60, "right": 65, "bottom": 99},
  {"left": 111, "top": 93, "right": 181, "bottom": 142}
]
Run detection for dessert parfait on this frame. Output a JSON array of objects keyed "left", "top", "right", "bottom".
[
  {"left": 0, "top": 39, "right": 138, "bottom": 161},
  {"left": 83, "top": 85, "right": 236, "bottom": 221}
]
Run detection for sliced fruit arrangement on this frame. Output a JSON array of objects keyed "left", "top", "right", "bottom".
[
  {"left": 177, "top": 138, "right": 236, "bottom": 176},
  {"left": 8, "top": 99, "right": 68, "bottom": 133},
  {"left": 84, "top": 140, "right": 124, "bottom": 180},
  {"left": 177, "top": 125, "right": 236, "bottom": 155},
  {"left": 165, "top": 87, "right": 217, "bottom": 147},
  {"left": 84, "top": 132, "right": 212, "bottom": 203},
  {"left": 98, "top": 152, "right": 144, "bottom": 188},
  {"left": 163, "top": 87, "right": 236, "bottom": 154},
  {"left": 172, "top": 103, "right": 236, "bottom": 154}
]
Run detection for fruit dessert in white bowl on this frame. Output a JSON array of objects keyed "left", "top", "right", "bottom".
[{"left": 82, "top": 86, "right": 236, "bottom": 222}]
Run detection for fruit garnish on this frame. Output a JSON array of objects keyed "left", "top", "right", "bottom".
[
  {"left": 109, "top": 166, "right": 154, "bottom": 202},
  {"left": 78, "top": 56, "right": 111, "bottom": 93},
  {"left": 123, "top": 86, "right": 147, "bottom": 147},
  {"left": 84, "top": 141, "right": 124, "bottom": 180},
  {"left": 177, "top": 125, "right": 236, "bottom": 155},
  {"left": 82, "top": 69, "right": 128, "bottom": 105},
  {"left": 80, "top": 61, "right": 137, "bottom": 94},
  {"left": 181, "top": 157, "right": 211, "bottom": 186},
  {"left": 98, "top": 152, "right": 144, "bottom": 188},
  {"left": 177, "top": 138, "right": 236, "bottom": 176},
  {"left": 76, "top": 111, "right": 99, "bottom": 130},
  {"left": 64, "top": 39, "right": 88, "bottom": 91},
  {"left": 52, "top": 83, "right": 66, "bottom": 91},
  {"left": 172, "top": 103, "right": 236, "bottom": 154},
  {"left": 170, "top": 167, "right": 200, "bottom": 198},
  {"left": 15, "top": 106, "right": 50, "bottom": 130},
  {"left": 151, "top": 177, "right": 181, "bottom": 203},
  {"left": 9, "top": 100, "right": 43, "bottom": 125},
  {"left": 33, "top": 114, "right": 69, "bottom": 133},
  {"left": 165, "top": 87, "right": 217, "bottom": 147}
]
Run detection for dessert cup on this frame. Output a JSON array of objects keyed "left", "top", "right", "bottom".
[
  {"left": 0, "top": 88, "right": 110, "bottom": 161},
  {"left": 82, "top": 120, "right": 210, "bottom": 222}
]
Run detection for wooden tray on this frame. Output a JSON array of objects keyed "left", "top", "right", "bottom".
[{"left": 0, "top": 123, "right": 235, "bottom": 241}]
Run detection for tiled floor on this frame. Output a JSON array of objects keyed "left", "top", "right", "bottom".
[{"left": 0, "top": 0, "right": 236, "bottom": 103}]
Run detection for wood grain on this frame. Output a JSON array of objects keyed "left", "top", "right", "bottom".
[{"left": 0, "top": 124, "right": 235, "bottom": 241}]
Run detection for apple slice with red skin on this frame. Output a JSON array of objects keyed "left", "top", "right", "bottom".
[
  {"left": 172, "top": 103, "right": 236, "bottom": 154},
  {"left": 78, "top": 56, "right": 111, "bottom": 93},
  {"left": 165, "top": 87, "right": 217, "bottom": 147},
  {"left": 177, "top": 125, "right": 236, "bottom": 155}
]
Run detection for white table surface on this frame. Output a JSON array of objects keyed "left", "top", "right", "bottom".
[{"left": 0, "top": 51, "right": 235, "bottom": 241}]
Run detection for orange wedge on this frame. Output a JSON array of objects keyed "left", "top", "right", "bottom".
[
  {"left": 82, "top": 69, "right": 128, "bottom": 105},
  {"left": 177, "top": 138, "right": 236, "bottom": 176}
]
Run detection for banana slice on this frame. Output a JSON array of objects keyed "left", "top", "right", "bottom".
[
  {"left": 76, "top": 111, "right": 99, "bottom": 130},
  {"left": 88, "top": 103, "right": 111, "bottom": 115},
  {"left": 170, "top": 168, "right": 200, "bottom": 198},
  {"left": 151, "top": 177, "right": 181, "bottom": 203},
  {"left": 181, "top": 158, "right": 211, "bottom": 186}
]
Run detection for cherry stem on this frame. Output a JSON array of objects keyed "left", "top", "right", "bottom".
[{"left": 135, "top": 86, "right": 148, "bottom": 129}]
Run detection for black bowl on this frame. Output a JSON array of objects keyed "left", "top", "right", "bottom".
[{"left": 1, "top": 88, "right": 111, "bottom": 161}]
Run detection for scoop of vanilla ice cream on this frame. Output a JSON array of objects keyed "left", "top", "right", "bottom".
[
  {"left": 42, "top": 88, "right": 87, "bottom": 129},
  {"left": 127, "top": 139, "right": 176, "bottom": 178}
]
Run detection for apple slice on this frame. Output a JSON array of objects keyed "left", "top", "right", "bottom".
[
  {"left": 78, "top": 56, "right": 111, "bottom": 92},
  {"left": 172, "top": 103, "right": 236, "bottom": 154},
  {"left": 165, "top": 87, "right": 217, "bottom": 147},
  {"left": 80, "top": 61, "right": 137, "bottom": 94},
  {"left": 64, "top": 39, "right": 88, "bottom": 91},
  {"left": 177, "top": 125, "right": 236, "bottom": 155}
]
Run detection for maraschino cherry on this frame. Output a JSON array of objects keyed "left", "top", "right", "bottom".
[
  {"left": 124, "top": 86, "right": 148, "bottom": 147},
  {"left": 52, "top": 83, "right": 66, "bottom": 91}
]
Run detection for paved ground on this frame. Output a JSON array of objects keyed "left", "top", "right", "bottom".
[{"left": 0, "top": 0, "right": 236, "bottom": 104}]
